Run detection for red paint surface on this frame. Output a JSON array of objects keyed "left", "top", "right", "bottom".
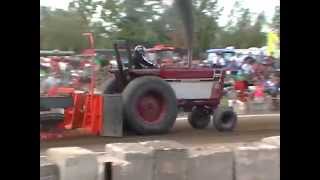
[
  {"left": 130, "top": 68, "right": 215, "bottom": 79},
  {"left": 147, "top": 44, "right": 176, "bottom": 52},
  {"left": 136, "top": 93, "right": 166, "bottom": 123},
  {"left": 62, "top": 92, "right": 86, "bottom": 130},
  {"left": 160, "top": 68, "right": 214, "bottom": 79},
  {"left": 82, "top": 94, "right": 103, "bottom": 135}
]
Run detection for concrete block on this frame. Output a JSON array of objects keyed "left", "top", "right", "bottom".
[
  {"left": 261, "top": 136, "right": 280, "bottom": 147},
  {"left": 40, "top": 157, "right": 59, "bottom": 180},
  {"left": 96, "top": 155, "right": 128, "bottom": 180},
  {"left": 105, "top": 142, "right": 154, "bottom": 161},
  {"left": 112, "top": 160, "right": 142, "bottom": 180},
  {"left": 46, "top": 147, "right": 98, "bottom": 180},
  {"left": 233, "top": 143, "right": 280, "bottom": 180},
  {"left": 187, "top": 146, "right": 233, "bottom": 180},
  {"left": 97, "top": 155, "right": 147, "bottom": 180},
  {"left": 105, "top": 143, "right": 154, "bottom": 180},
  {"left": 140, "top": 140, "right": 188, "bottom": 180}
]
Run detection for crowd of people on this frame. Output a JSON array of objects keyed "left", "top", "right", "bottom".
[
  {"left": 40, "top": 55, "right": 105, "bottom": 94},
  {"left": 40, "top": 47, "right": 280, "bottom": 113},
  {"left": 218, "top": 52, "right": 280, "bottom": 112}
]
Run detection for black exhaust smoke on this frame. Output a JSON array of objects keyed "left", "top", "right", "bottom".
[{"left": 174, "top": 0, "right": 193, "bottom": 68}]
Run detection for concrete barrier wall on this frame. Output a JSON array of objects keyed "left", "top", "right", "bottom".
[
  {"left": 40, "top": 157, "right": 59, "bottom": 180},
  {"left": 187, "top": 146, "right": 233, "bottom": 180},
  {"left": 41, "top": 136, "right": 280, "bottom": 180},
  {"left": 233, "top": 142, "right": 280, "bottom": 180}
]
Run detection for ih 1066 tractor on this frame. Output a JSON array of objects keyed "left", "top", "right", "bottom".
[{"left": 102, "top": 42, "right": 237, "bottom": 135}]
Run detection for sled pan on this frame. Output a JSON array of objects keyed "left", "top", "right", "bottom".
[{"left": 101, "top": 94, "right": 123, "bottom": 137}]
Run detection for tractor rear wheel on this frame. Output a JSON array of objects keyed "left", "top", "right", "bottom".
[
  {"left": 213, "top": 107, "right": 237, "bottom": 132},
  {"left": 188, "top": 107, "right": 211, "bottom": 129},
  {"left": 122, "top": 76, "right": 178, "bottom": 135}
]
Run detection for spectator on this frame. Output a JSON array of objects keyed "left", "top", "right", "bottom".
[
  {"left": 207, "top": 53, "right": 223, "bottom": 68},
  {"left": 253, "top": 80, "right": 265, "bottom": 103},
  {"left": 217, "top": 53, "right": 226, "bottom": 67},
  {"left": 252, "top": 60, "right": 265, "bottom": 80},
  {"left": 259, "top": 59, "right": 269, "bottom": 78},
  {"left": 227, "top": 60, "right": 239, "bottom": 72},
  {"left": 265, "top": 74, "right": 280, "bottom": 97},
  {"left": 230, "top": 53, "right": 238, "bottom": 62},
  {"left": 241, "top": 57, "right": 254, "bottom": 75},
  {"left": 40, "top": 72, "right": 62, "bottom": 94},
  {"left": 50, "top": 57, "right": 61, "bottom": 74},
  {"left": 235, "top": 53, "right": 245, "bottom": 67}
]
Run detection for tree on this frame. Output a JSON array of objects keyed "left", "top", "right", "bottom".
[
  {"left": 215, "top": 0, "right": 267, "bottom": 49},
  {"left": 68, "top": 0, "right": 101, "bottom": 25},
  {"left": 232, "top": 9, "right": 266, "bottom": 48},
  {"left": 248, "top": 12, "right": 267, "bottom": 47},
  {"left": 272, "top": 6, "right": 280, "bottom": 33},
  {"left": 159, "top": 0, "right": 222, "bottom": 57},
  {"left": 40, "top": 8, "right": 90, "bottom": 51},
  {"left": 227, "top": 8, "right": 252, "bottom": 48},
  {"left": 224, "top": 0, "right": 242, "bottom": 31},
  {"left": 193, "top": 0, "right": 222, "bottom": 51},
  {"left": 40, "top": 0, "right": 269, "bottom": 52},
  {"left": 98, "top": 0, "right": 165, "bottom": 44},
  {"left": 68, "top": 0, "right": 114, "bottom": 48}
]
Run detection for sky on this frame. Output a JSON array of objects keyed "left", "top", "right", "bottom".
[
  {"left": 217, "top": 0, "right": 279, "bottom": 26},
  {"left": 40, "top": 0, "right": 279, "bottom": 26}
]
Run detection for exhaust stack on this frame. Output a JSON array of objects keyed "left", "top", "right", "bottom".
[{"left": 175, "top": 0, "right": 193, "bottom": 68}]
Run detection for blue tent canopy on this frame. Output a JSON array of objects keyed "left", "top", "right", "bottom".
[{"left": 206, "top": 49, "right": 235, "bottom": 53}]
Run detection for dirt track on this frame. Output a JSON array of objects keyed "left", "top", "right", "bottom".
[{"left": 40, "top": 114, "right": 279, "bottom": 155}]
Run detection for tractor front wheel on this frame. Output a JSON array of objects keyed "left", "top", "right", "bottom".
[
  {"left": 213, "top": 107, "right": 237, "bottom": 132},
  {"left": 188, "top": 107, "right": 211, "bottom": 129},
  {"left": 122, "top": 76, "right": 178, "bottom": 135}
]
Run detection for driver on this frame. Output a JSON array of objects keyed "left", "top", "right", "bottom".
[{"left": 132, "top": 45, "right": 157, "bottom": 69}]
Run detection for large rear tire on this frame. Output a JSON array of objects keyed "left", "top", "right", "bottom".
[
  {"left": 188, "top": 107, "right": 211, "bottom": 129},
  {"left": 122, "top": 76, "right": 178, "bottom": 135},
  {"left": 213, "top": 107, "right": 237, "bottom": 132}
]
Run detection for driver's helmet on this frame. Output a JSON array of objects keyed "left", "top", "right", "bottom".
[{"left": 134, "top": 45, "right": 147, "bottom": 56}]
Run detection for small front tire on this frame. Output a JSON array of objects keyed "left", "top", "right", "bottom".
[
  {"left": 188, "top": 107, "right": 211, "bottom": 129},
  {"left": 213, "top": 107, "right": 237, "bottom": 132}
]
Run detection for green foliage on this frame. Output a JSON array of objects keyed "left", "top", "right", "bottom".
[
  {"left": 193, "top": 0, "right": 222, "bottom": 51},
  {"left": 69, "top": 0, "right": 100, "bottom": 24},
  {"left": 272, "top": 6, "right": 280, "bottom": 33},
  {"left": 40, "top": 0, "right": 276, "bottom": 54},
  {"left": 215, "top": 1, "right": 267, "bottom": 48},
  {"left": 40, "top": 8, "right": 89, "bottom": 51}
]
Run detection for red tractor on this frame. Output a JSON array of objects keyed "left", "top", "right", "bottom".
[{"left": 102, "top": 42, "right": 238, "bottom": 135}]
